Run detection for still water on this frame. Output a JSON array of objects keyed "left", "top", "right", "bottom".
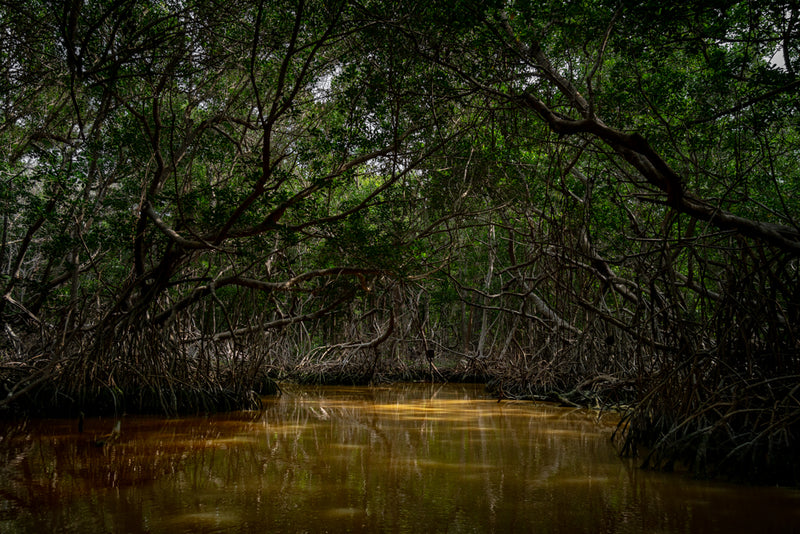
[{"left": 1, "top": 383, "right": 799, "bottom": 533}]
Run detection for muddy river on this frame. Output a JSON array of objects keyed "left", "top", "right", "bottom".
[{"left": 1, "top": 383, "right": 799, "bottom": 532}]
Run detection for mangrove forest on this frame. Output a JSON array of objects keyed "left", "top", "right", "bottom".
[{"left": 1, "top": 0, "right": 799, "bottom": 487}]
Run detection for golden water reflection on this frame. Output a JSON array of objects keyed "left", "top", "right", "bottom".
[{"left": 1, "top": 383, "right": 799, "bottom": 533}]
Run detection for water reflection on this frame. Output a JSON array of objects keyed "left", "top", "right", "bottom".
[{"left": 1, "top": 383, "right": 799, "bottom": 533}]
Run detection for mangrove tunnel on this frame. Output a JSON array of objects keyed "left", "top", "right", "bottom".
[{"left": 2, "top": 0, "right": 800, "bottom": 490}]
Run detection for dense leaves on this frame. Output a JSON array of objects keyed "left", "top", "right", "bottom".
[{"left": 1, "top": 0, "right": 799, "bottom": 483}]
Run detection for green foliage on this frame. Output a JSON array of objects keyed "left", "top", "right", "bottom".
[{"left": 2, "top": 3, "right": 799, "bottom": 481}]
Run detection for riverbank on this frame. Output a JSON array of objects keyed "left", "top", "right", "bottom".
[
  {"left": 4, "top": 354, "right": 798, "bottom": 489},
  {"left": 1, "top": 353, "right": 627, "bottom": 418}
]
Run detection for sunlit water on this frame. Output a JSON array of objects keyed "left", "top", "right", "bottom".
[{"left": 1, "top": 383, "right": 799, "bottom": 533}]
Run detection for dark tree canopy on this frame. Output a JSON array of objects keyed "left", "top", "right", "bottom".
[{"left": 1, "top": 0, "right": 799, "bottom": 484}]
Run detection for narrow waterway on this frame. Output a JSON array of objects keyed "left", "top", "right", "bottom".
[{"left": 1, "top": 383, "right": 799, "bottom": 533}]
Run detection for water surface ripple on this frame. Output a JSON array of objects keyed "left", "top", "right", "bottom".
[{"left": 1, "top": 383, "right": 799, "bottom": 533}]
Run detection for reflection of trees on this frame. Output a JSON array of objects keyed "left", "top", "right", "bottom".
[{"left": 2, "top": 385, "right": 792, "bottom": 532}]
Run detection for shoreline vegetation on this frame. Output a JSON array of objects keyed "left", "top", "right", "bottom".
[
  {"left": 2, "top": 345, "right": 797, "bottom": 487},
  {"left": 0, "top": 348, "right": 638, "bottom": 419}
]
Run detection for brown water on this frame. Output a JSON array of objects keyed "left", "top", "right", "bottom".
[{"left": 1, "top": 384, "right": 799, "bottom": 533}]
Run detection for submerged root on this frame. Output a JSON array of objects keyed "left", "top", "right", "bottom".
[
  {"left": 0, "top": 323, "right": 279, "bottom": 417},
  {"left": 1, "top": 369, "right": 271, "bottom": 417},
  {"left": 616, "top": 352, "right": 800, "bottom": 485}
]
